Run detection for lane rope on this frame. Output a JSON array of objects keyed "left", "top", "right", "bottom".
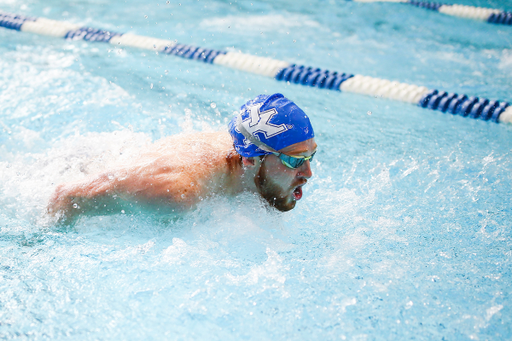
[
  {"left": 1, "top": 11, "right": 510, "bottom": 124},
  {"left": 351, "top": 0, "right": 512, "bottom": 25}
]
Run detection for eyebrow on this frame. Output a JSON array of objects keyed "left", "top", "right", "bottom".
[{"left": 286, "top": 147, "right": 317, "bottom": 156}]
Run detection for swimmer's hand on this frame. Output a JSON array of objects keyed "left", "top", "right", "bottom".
[{"left": 47, "top": 184, "right": 84, "bottom": 224}]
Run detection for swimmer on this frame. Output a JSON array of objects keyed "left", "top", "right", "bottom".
[{"left": 47, "top": 93, "right": 317, "bottom": 221}]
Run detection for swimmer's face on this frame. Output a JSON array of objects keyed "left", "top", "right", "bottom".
[{"left": 256, "top": 138, "right": 317, "bottom": 212}]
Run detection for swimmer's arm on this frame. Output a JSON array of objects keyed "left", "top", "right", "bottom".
[
  {"left": 47, "top": 173, "right": 122, "bottom": 221},
  {"left": 47, "top": 168, "right": 202, "bottom": 220}
]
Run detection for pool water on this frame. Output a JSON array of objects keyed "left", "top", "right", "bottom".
[{"left": 1, "top": 0, "right": 512, "bottom": 339}]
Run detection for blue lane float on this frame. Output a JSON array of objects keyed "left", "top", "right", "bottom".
[
  {"left": 64, "top": 27, "right": 122, "bottom": 43},
  {"left": 419, "top": 90, "right": 509, "bottom": 122},
  {"left": 0, "top": 11, "right": 36, "bottom": 30},
  {"left": 275, "top": 65, "right": 354, "bottom": 90},
  {"left": 1, "top": 10, "right": 511, "bottom": 124},
  {"left": 161, "top": 44, "right": 226, "bottom": 64},
  {"left": 351, "top": 0, "right": 512, "bottom": 26},
  {"left": 407, "top": 1, "right": 512, "bottom": 25}
]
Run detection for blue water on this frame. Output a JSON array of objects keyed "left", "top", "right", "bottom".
[{"left": 1, "top": 0, "right": 512, "bottom": 339}]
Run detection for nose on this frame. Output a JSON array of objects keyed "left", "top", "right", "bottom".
[{"left": 298, "top": 160, "right": 313, "bottom": 178}]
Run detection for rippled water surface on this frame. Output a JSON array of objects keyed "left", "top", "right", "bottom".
[{"left": 1, "top": 0, "right": 512, "bottom": 339}]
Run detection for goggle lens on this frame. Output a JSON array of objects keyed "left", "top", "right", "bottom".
[{"left": 275, "top": 151, "right": 316, "bottom": 169}]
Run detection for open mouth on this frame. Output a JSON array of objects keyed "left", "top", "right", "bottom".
[{"left": 293, "top": 185, "right": 303, "bottom": 201}]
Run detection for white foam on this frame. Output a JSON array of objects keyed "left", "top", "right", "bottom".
[{"left": 0, "top": 130, "right": 153, "bottom": 225}]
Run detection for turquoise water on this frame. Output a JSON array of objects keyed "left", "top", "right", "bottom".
[{"left": 1, "top": 0, "right": 512, "bottom": 339}]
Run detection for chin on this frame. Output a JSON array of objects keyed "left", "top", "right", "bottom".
[{"left": 268, "top": 196, "right": 296, "bottom": 212}]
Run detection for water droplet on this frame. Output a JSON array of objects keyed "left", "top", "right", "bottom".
[
  {"left": 367, "top": 111, "right": 372, "bottom": 115},
  {"left": 144, "top": 15, "right": 148, "bottom": 19},
  {"left": 181, "top": 194, "right": 185, "bottom": 198},
  {"left": 72, "top": 203, "right": 79, "bottom": 209},
  {"left": 150, "top": 83, "right": 154, "bottom": 89},
  {"left": 210, "top": 102, "right": 217, "bottom": 109},
  {"left": 293, "top": 40, "right": 296, "bottom": 43},
  {"left": 121, "top": 210, "right": 125, "bottom": 214}
]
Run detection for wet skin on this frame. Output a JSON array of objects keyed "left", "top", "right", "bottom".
[{"left": 47, "top": 132, "right": 317, "bottom": 222}]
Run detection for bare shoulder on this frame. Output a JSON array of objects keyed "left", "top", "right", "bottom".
[
  {"left": 146, "top": 131, "right": 234, "bottom": 170},
  {"left": 115, "top": 131, "right": 237, "bottom": 203},
  {"left": 153, "top": 131, "right": 233, "bottom": 154}
]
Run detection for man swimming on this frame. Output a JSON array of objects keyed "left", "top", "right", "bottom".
[{"left": 47, "top": 93, "right": 317, "bottom": 221}]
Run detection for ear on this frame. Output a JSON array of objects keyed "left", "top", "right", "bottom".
[{"left": 242, "top": 157, "right": 257, "bottom": 167}]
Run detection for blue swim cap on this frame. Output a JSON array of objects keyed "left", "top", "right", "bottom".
[{"left": 228, "top": 93, "right": 314, "bottom": 157}]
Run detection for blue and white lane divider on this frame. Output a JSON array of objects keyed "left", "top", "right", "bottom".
[
  {"left": 1, "top": 11, "right": 511, "bottom": 124},
  {"left": 351, "top": 0, "right": 512, "bottom": 25}
]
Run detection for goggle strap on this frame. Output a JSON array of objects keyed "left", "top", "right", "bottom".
[{"left": 236, "top": 115, "right": 278, "bottom": 154}]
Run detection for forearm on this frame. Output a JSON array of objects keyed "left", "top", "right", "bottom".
[
  {"left": 47, "top": 164, "right": 204, "bottom": 222},
  {"left": 47, "top": 173, "right": 118, "bottom": 219}
]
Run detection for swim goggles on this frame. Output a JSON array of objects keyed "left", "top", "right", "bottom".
[
  {"left": 273, "top": 151, "right": 316, "bottom": 169},
  {"left": 235, "top": 113, "right": 316, "bottom": 169}
]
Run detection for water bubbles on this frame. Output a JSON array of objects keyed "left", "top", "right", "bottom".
[
  {"left": 181, "top": 194, "right": 185, "bottom": 199},
  {"left": 72, "top": 203, "right": 79, "bottom": 209},
  {"left": 121, "top": 210, "right": 125, "bottom": 214},
  {"left": 150, "top": 83, "right": 154, "bottom": 89},
  {"left": 210, "top": 102, "right": 217, "bottom": 109},
  {"left": 166, "top": 0, "right": 170, "bottom": 3},
  {"left": 144, "top": 15, "right": 148, "bottom": 19},
  {"left": 367, "top": 111, "right": 372, "bottom": 115}
]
